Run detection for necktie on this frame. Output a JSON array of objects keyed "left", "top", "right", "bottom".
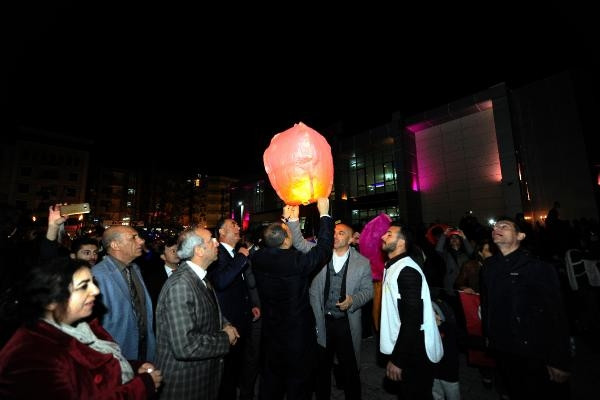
[
  {"left": 125, "top": 265, "right": 147, "bottom": 360},
  {"left": 203, "top": 277, "right": 217, "bottom": 304}
]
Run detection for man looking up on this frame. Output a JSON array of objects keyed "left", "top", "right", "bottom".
[
  {"left": 93, "top": 226, "right": 156, "bottom": 361},
  {"left": 207, "top": 218, "right": 261, "bottom": 400},
  {"left": 252, "top": 198, "right": 333, "bottom": 400},
  {"left": 380, "top": 223, "right": 443, "bottom": 399},
  {"left": 481, "top": 218, "right": 570, "bottom": 399},
  {"left": 285, "top": 205, "right": 372, "bottom": 400}
]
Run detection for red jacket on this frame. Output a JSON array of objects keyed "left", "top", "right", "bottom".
[{"left": 0, "top": 319, "right": 154, "bottom": 399}]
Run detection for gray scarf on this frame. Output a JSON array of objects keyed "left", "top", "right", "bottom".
[{"left": 43, "top": 318, "right": 134, "bottom": 383}]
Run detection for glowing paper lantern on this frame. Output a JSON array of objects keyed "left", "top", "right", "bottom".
[{"left": 263, "top": 122, "right": 334, "bottom": 205}]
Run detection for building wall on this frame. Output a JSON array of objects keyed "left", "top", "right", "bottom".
[
  {"left": 415, "top": 108, "right": 504, "bottom": 225},
  {"left": 2, "top": 140, "right": 88, "bottom": 212},
  {"left": 511, "top": 72, "right": 598, "bottom": 221}
]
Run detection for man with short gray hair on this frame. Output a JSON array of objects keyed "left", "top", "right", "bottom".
[{"left": 155, "top": 226, "right": 239, "bottom": 400}]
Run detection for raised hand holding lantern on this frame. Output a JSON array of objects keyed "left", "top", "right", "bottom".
[{"left": 263, "top": 122, "right": 334, "bottom": 205}]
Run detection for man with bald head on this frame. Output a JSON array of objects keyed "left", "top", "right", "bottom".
[
  {"left": 93, "top": 225, "right": 156, "bottom": 361},
  {"left": 252, "top": 198, "right": 334, "bottom": 400},
  {"left": 286, "top": 208, "right": 372, "bottom": 400},
  {"left": 155, "top": 226, "right": 239, "bottom": 400}
]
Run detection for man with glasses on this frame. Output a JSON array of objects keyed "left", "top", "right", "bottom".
[{"left": 481, "top": 217, "right": 571, "bottom": 399}]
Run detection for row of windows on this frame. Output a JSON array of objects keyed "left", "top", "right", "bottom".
[
  {"left": 344, "top": 150, "right": 398, "bottom": 197},
  {"left": 17, "top": 184, "right": 78, "bottom": 198},
  {"left": 20, "top": 167, "right": 79, "bottom": 182},
  {"left": 351, "top": 206, "right": 400, "bottom": 228},
  {"left": 20, "top": 150, "right": 82, "bottom": 167}
]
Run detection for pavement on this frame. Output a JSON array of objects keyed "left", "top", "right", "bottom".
[{"left": 328, "top": 333, "right": 600, "bottom": 400}]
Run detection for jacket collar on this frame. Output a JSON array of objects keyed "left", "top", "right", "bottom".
[
  {"left": 385, "top": 252, "right": 410, "bottom": 269},
  {"left": 31, "top": 320, "right": 114, "bottom": 369}
]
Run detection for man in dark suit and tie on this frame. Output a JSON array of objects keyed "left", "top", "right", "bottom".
[
  {"left": 155, "top": 226, "right": 239, "bottom": 400},
  {"left": 141, "top": 237, "right": 180, "bottom": 323},
  {"left": 207, "top": 218, "right": 261, "bottom": 400},
  {"left": 251, "top": 198, "right": 333, "bottom": 400}
]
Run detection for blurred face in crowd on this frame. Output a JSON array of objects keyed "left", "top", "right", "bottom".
[
  {"left": 449, "top": 235, "right": 461, "bottom": 250},
  {"left": 381, "top": 226, "right": 405, "bottom": 256},
  {"left": 492, "top": 220, "right": 525, "bottom": 254},
  {"left": 352, "top": 231, "right": 360, "bottom": 246},
  {"left": 196, "top": 228, "right": 219, "bottom": 263},
  {"left": 113, "top": 227, "right": 145, "bottom": 263},
  {"left": 334, "top": 224, "right": 353, "bottom": 251},
  {"left": 71, "top": 244, "right": 99, "bottom": 266},
  {"left": 161, "top": 243, "right": 180, "bottom": 268},
  {"left": 219, "top": 219, "right": 241, "bottom": 246},
  {"left": 480, "top": 243, "right": 493, "bottom": 259}
]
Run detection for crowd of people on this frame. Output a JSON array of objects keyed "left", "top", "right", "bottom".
[{"left": 0, "top": 200, "right": 588, "bottom": 400}]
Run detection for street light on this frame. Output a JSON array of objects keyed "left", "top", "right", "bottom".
[{"left": 238, "top": 201, "right": 244, "bottom": 226}]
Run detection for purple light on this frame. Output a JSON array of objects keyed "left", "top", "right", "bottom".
[{"left": 411, "top": 175, "right": 419, "bottom": 191}]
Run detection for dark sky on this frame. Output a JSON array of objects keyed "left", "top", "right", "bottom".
[{"left": 6, "top": 2, "right": 598, "bottom": 176}]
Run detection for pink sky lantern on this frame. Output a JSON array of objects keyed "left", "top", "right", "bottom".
[{"left": 263, "top": 122, "right": 334, "bottom": 205}]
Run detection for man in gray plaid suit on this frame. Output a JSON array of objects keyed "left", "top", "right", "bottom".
[{"left": 155, "top": 226, "right": 240, "bottom": 400}]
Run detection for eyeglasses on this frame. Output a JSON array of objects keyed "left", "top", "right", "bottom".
[{"left": 493, "top": 222, "right": 514, "bottom": 231}]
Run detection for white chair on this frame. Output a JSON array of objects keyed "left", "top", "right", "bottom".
[{"left": 565, "top": 249, "right": 587, "bottom": 291}]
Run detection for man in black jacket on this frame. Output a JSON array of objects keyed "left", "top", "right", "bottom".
[
  {"left": 481, "top": 217, "right": 570, "bottom": 400},
  {"left": 251, "top": 198, "right": 333, "bottom": 400}
]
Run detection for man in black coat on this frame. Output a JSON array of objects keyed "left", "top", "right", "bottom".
[
  {"left": 251, "top": 198, "right": 333, "bottom": 400},
  {"left": 481, "top": 217, "right": 571, "bottom": 400}
]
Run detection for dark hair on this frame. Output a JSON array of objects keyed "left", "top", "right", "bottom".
[
  {"left": 390, "top": 222, "right": 414, "bottom": 253},
  {"left": 390, "top": 222, "right": 424, "bottom": 265},
  {"left": 215, "top": 218, "right": 226, "bottom": 237},
  {"left": 70, "top": 237, "right": 99, "bottom": 254},
  {"left": 263, "top": 222, "right": 287, "bottom": 248},
  {"left": 158, "top": 237, "right": 178, "bottom": 254},
  {"left": 17, "top": 258, "right": 91, "bottom": 326}
]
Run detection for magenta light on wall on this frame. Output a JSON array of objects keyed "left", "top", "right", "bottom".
[{"left": 411, "top": 175, "right": 419, "bottom": 191}]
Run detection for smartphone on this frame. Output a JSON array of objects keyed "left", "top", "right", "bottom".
[{"left": 60, "top": 203, "right": 91, "bottom": 216}]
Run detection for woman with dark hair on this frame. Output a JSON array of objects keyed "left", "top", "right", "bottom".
[{"left": 0, "top": 258, "right": 162, "bottom": 399}]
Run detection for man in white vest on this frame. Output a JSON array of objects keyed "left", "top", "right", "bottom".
[{"left": 380, "top": 223, "right": 443, "bottom": 399}]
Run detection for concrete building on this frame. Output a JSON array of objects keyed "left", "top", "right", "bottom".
[{"left": 0, "top": 127, "right": 90, "bottom": 215}]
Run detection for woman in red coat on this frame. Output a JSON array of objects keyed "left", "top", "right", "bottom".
[{"left": 0, "top": 257, "right": 162, "bottom": 399}]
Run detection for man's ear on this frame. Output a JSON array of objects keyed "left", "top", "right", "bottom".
[
  {"left": 160, "top": 254, "right": 166, "bottom": 262},
  {"left": 69, "top": 253, "right": 76, "bottom": 260},
  {"left": 517, "top": 232, "right": 526, "bottom": 241}
]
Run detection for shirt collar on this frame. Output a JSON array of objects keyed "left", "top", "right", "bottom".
[
  {"left": 221, "top": 242, "right": 235, "bottom": 257},
  {"left": 108, "top": 255, "right": 128, "bottom": 272},
  {"left": 186, "top": 260, "right": 207, "bottom": 281},
  {"left": 385, "top": 252, "right": 410, "bottom": 269},
  {"left": 164, "top": 264, "right": 175, "bottom": 277},
  {"left": 333, "top": 248, "right": 350, "bottom": 261}
]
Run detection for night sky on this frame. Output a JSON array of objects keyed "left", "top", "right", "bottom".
[{"left": 5, "top": 2, "right": 598, "bottom": 176}]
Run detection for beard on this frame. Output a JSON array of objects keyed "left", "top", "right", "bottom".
[{"left": 382, "top": 241, "right": 397, "bottom": 254}]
